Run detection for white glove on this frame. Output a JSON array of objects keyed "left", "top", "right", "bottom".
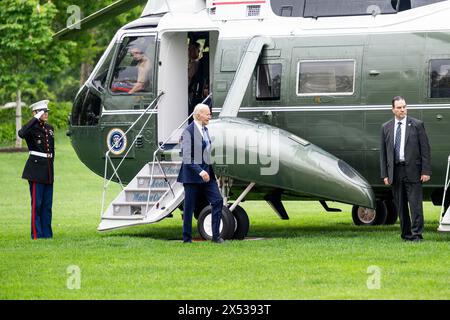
[{"left": 34, "top": 110, "right": 45, "bottom": 120}]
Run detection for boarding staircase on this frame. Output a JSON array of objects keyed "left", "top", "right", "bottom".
[
  {"left": 98, "top": 91, "right": 187, "bottom": 231},
  {"left": 98, "top": 159, "right": 184, "bottom": 231}
]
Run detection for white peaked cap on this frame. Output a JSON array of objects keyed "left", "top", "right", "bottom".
[{"left": 30, "top": 100, "right": 49, "bottom": 112}]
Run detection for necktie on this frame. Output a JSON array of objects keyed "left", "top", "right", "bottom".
[
  {"left": 394, "top": 122, "right": 402, "bottom": 163},
  {"left": 202, "top": 127, "right": 210, "bottom": 148}
]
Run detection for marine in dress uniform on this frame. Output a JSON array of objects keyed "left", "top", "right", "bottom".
[{"left": 18, "top": 100, "right": 55, "bottom": 239}]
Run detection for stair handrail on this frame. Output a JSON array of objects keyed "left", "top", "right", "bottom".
[
  {"left": 144, "top": 94, "right": 212, "bottom": 214},
  {"left": 440, "top": 155, "right": 450, "bottom": 222},
  {"left": 101, "top": 91, "right": 164, "bottom": 217}
]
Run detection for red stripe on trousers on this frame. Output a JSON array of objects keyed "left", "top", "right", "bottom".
[{"left": 32, "top": 182, "right": 37, "bottom": 240}]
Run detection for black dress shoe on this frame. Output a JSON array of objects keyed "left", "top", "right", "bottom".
[
  {"left": 212, "top": 237, "right": 225, "bottom": 244},
  {"left": 411, "top": 236, "right": 423, "bottom": 242}
]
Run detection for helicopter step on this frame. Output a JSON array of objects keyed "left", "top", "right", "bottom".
[
  {"left": 135, "top": 175, "right": 179, "bottom": 188},
  {"left": 438, "top": 155, "right": 450, "bottom": 232},
  {"left": 98, "top": 160, "right": 184, "bottom": 231},
  {"left": 438, "top": 206, "right": 450, "bottom": 232}
]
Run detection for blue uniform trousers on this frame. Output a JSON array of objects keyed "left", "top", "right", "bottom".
[
  {"left": 29, "top": 181, "right": 53, "bottom": 239},
  {"left": 183, "top": 181, "right": 222, "bottom": 242}
]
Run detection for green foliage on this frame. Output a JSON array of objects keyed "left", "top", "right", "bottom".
[
  {"left": 0, "top": 109, "right": 16, "bottom": 146},
  {"left": 0, "top": 1, "right": 144, "bottom": 146},
  {"left": 49, "top": 1, "right": 144, "bottom": 92},
  {"left": 0, "top": 0, "right": 73, "bottom": 103},
  {"left": 48, "top": 101, "right": 72, "bottom": 130},
  {"left": 0, "top": 102, "right": 72, "bottom": 145}
]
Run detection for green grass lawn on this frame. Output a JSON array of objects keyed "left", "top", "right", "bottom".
[{"left": 1, "top": 132, "right": 449, "bottom": 300}]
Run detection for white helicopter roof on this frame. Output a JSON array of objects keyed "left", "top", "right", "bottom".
[{"left": 136, "top": 0, "right": 450, "bottom": 37}]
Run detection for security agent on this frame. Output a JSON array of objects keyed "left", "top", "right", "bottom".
[
  {"left": 18, "top": 100, "right": 55, "bottom": 239},
  {"left": 380, "top": 96, "right": 431, "bottom": 242}
]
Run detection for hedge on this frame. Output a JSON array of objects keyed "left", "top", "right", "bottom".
[{"left": 0, "top": 101, "right": 72, "bottom": 146}]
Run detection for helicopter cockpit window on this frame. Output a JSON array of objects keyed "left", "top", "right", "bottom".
[
  {"left": 429, "top": 59, "right": 450, "bottom": 98},
  {"left": 110, "top": 36, "right": 155, "bottom": 94},
  {"left": 92, "top": 43, "right": 116, "bottom": 90},
  {"left": 297, "top": 60, "right": 355, "bottom": 96},
  {"left": 256, "top": 64, "right": 282, "bottom": 100}
]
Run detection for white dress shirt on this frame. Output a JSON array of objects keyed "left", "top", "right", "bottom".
[
  {"left": 194, "top": 120, "right": 208, "bottom": 177},
  {"left": 394, "top": 116, "right": 407, "bottom": 162}
]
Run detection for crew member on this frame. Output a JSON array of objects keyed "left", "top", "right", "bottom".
[{"left": 128, "top": 46, "right": 151, "bottom": 94}]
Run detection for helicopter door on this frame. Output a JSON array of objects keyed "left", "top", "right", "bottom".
[{"left": 157, "top": 30, "right": 218, "bottom": 144}]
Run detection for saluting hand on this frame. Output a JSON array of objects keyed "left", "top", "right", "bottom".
[{"left": 34, "top": 110, "right": 45, "bottom": 120}]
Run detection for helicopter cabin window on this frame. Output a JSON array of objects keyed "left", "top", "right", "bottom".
[
  {"left": 429, "top": 59, "right": 450, "bottom": 98},
  {"left": 410, "top": 0, "right": 445, "bottom": 9},
  {"left": 271, "top": 0, "right": 397, "bottom": 17},
  {"left": 110, "top": 36, "right": 156, "bottom": 94},
  {"left": 256, "top": 64, "right": 282, "bottom": 100},
  {"left": 271, "top": 0, "right": 445, "bottom": 17},
  {"left": 297, "top": 60, "right": 355, "bottom": 96}
]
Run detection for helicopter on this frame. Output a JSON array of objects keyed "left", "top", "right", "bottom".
[{"left": 57, "top": 0, "right": 450, "bottom": 238}]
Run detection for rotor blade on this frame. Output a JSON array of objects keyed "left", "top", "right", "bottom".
[{"left": 53, "top": 0, "right": 147, "bottom": 40}]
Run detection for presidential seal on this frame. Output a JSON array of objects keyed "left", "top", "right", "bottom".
[{"left": 106, "top": 128, "right": 127, "bottom": 155}]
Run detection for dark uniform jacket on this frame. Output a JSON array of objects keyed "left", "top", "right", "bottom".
[
  {"left": 380, "top": 116, "right": 431, "bottom": 184},
  {"left": 18, "top": 118, "right": 55, "bottom": 184}
]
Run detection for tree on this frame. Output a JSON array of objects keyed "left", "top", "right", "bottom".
[
  {"left": 0, "top": 0, "right": 72, "bottom": 147},
  {"left": 51, "top": 1, "right": 143, "bottom": 87}
]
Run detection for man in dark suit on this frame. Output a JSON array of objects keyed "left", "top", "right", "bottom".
[
  {"left": 18, "top": 100, "right": 55, "bottom": 239},
  {"left": 177, "top": 103, "right": 224, "bottom": 243},
  {"left": 380, "top": 96, "right": 431, "bottom": 242}
]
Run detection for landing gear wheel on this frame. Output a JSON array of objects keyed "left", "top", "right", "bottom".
[
  {"left": 383, "top": 199, "right": 398, "bottom": 225},
  {"left": 352, "top": 200, "right": 387, "bottom": 226},
  {"left": 228, "top": 204, "right": 250, "bottom": 240},
  {"left": 197, "top": 205, "right": 236, "bottom": 240}
]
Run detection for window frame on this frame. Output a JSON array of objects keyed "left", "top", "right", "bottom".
[
  {"left": 296, "top": 59, "right": 356, "bottom": 97},
  {"left": 256, "top": 63, "right": 283, "bottom": 101},
  {"left": 107, "top": 32, "right": 158, "bottom": 96},
  {"left": 428, "top": 58, "right": 450, "bottom": 99}
]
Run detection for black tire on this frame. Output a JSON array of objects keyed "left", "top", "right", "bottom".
[
  {"left": 228, "top": 204, "right": 250, "bottom": 240},
  {"left": 197, "top": 205, "right": 236, "bottom": 240},
  {"left": 384, "top": 199, "right": 398, "bottom": 225},
  {"left": 352, "top": 200, "right": 387, "bottom": 226}
]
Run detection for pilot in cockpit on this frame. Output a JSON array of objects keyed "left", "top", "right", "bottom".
[{"left": 128, "top": 45, "right": 152, "bottom": 94}]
